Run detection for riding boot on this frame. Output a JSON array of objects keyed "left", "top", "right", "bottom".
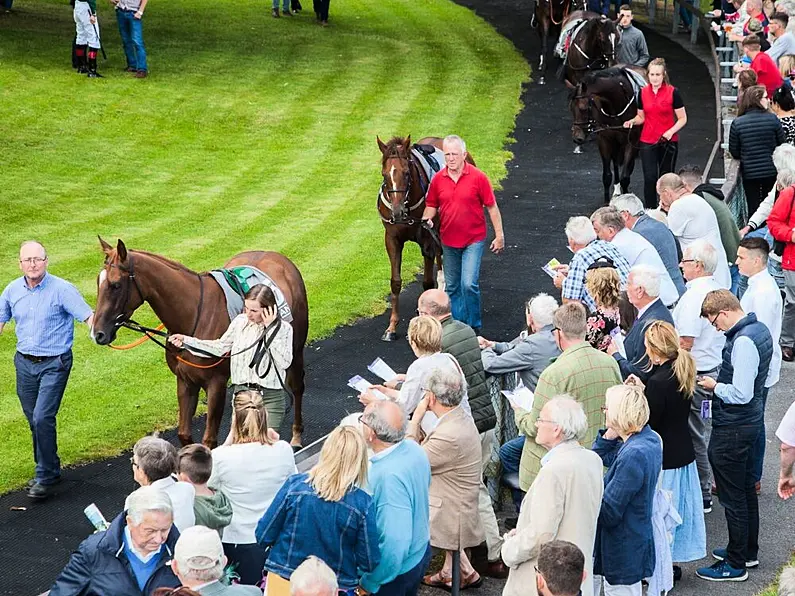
[
  {"left": 75, "top": 44, "right": 88, "bottom": 74},
  {"left": 72, "top": 36, "right": 79, "bottom": 69},
  {"left": 87, "top": 48, "right": 103, "bottom": 78},
  {"left": 291, "top": 0, "right": 302, "bottom": 11}
]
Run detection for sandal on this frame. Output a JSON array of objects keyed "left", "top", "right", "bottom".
[
  {"left": 460, "top": 570, "right": 483, "bottom": 590},
  {"left": 423, "top": 571, "right": 453, "bottom": 590}
]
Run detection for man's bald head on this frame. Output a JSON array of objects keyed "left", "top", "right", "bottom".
[
  {"left": 656, "top": 173, "right": 686, "bottom": 193},
  {"left": 418, "top": 289, "right": 450, "bottom": 318},
  {"left": 361, "top": 400, "right": 407, "bottom": 444},
  {"left": 19, "top": 241, "right": 46, "bottom": 259}
]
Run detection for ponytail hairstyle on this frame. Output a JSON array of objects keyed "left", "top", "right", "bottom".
[
  {"left": 231, "top": 390, "right": 273, "bottom": 445},
  {"left": 648, "top": 57, "right": 671, "bottom": 85},
  {"left": 643, "top": 321, "right": 696, "bottom": 398}
]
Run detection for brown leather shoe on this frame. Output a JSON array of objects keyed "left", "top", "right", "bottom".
[
  {"left": 484, "top": 559, "right": 509, "bottom": 579},
  {"left": 135, "top": 70, "right": 147, "bottom": 78},
  {"left": 783, "top": 346, "right": 794, "bottom": 362}
]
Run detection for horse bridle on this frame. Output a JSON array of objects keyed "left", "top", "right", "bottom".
[
  {"left": 378, "top": 152, "right": 426, "bottom": 225},
  {"left": 104, "top": 252, "right": 205, "bottom": 338},
  {"left": 570, "top": 81, "right": 635, "bottom": 135}
]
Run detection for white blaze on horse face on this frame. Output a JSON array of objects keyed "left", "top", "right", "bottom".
[
  {"left": 98, "top": 269, "right": 107, "bottom": 287},
  {"left": 389, "top": 165, "right": 399, "bottom": 192},
  {"left": 609, "top": 33, "right": 616, "bottom": 59}
]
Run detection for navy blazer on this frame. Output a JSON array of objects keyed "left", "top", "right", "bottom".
[
  {"left": 632, "top": 215, "right": 686, "bottom": 296},
  {"left": 614, "top": 298, "right": 673, "bottom": 381}
]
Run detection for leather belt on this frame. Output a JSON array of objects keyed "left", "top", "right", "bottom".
[{"left": 18, "top": 353, "right": 57, "bottom": 364}]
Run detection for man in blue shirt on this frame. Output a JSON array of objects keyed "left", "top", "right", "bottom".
[
  {"left": 359, "top": 400, "right": 431, "bottom": 596},
  {"left": 696, "top": 290, "right": 772, "bottom": 582},
  {"left": 0, "top": 241, "right": 93, "bottom": 499}
]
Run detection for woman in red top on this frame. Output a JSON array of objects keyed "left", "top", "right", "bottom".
[
  {"left": 623, "top": 58, "right": 688, "bottom": 208},
  {"left": 766, "top": 174, "right": 795, "bottom": 359}
]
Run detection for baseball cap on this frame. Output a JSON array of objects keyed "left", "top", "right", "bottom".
[{"left": 174, "top": 526, "right": 224, "bottom": 570}]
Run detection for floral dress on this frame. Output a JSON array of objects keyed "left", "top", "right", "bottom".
[
  {"left": 780, "top": 115, "right": 795, "bottom": 145},
  {"left": 586, "top": 306, "right": 621, "bottom": 352}
]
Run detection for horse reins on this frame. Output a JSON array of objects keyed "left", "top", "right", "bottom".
[{"left": 378, "top": 151, "right": 428, "bottom": 226}]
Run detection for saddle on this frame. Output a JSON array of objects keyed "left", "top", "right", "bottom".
[
  {"left": 209, "top": 266, "right": 293, "bottom": 322},
  {"left": 555, "top": 18, "right": 587, "bottom": 59},
  {"left": 621, "top": 67, "right": 648, "bottom": 101}
]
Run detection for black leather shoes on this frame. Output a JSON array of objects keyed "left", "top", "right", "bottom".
[{"left": 27, "top": 481, "right": 58, "bottom": 500}]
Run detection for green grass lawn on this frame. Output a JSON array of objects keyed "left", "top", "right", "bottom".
[{"left": 0, "top": 0, "right": 527, "bottom": 491}]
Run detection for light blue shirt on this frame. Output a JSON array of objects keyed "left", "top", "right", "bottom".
[
  {"left": 715, "top": 336, "right": 759, "bottom": 405},
  {"left": 360, "top": 440, "right": 430, "bottom": 593},
  {"left": 0, "top": 273, "right": 92, "bottom": 356}
]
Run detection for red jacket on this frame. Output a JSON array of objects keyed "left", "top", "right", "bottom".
[{"left": 767, "top": 186, "right": 795, "bottom": 270}]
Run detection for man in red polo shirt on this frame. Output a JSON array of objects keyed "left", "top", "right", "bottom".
[
  {"left": 744, "top": 34, "right": 783, "bottom": 96},
  {"left": 422, "top": 135, "right": 504, "bottom": 332}
]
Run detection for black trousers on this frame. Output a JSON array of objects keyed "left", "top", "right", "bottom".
[
  {"left": 742, "top": 176, "right": 777, "bottom": 219},
  {"left": 313, "top": 0, "right": 329, "bottom": 20},
  {"left": 640, "top": 140, "right": 679, "bottom": 209},
  {"left": 223, "top": 542, "right": 267, "bottom": 586}
]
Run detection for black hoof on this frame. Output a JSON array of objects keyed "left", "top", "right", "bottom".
[{"left": 381, "top": 331, "right": 398, "bottom": 342}]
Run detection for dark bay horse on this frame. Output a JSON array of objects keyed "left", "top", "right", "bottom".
[
  {"left": 91, "top": 238, "right": 309, "bottom": 448},
  {"left": 563, "top": 12, "right": 619, "bottom": 86},
  {"left": 569, "top": 66, "right": 643, "bottom": 203},
  {"left": 376, "top": 135, "right": 475, "bottom": 341},
  {"left": 535, "top": 0, "right": 587, "bottom": 85}
]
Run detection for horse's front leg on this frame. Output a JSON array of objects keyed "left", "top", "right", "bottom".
[
  {"left": 176, "top": 376, "right": 200, "bottom": 446},
  {"left": 538, "top": 19, "right": 550, "bottom": 84},
  {"left": 422, "top": 253, "right": 436, "bottom": 291},
  {"left": 287, "top": 349, "right": 306, "bottom": 449},
  {"left": 620, "top": 134, "right": 639, "bottom": 194},
  {"left": 382, "top": 232, "right": 404, "bottom": 342},
  {"left": 598, "top": 137, "right": 613, "bottom": 204},
  {"left": 202, "top": 374, "right": 228, "bottom": 449}
]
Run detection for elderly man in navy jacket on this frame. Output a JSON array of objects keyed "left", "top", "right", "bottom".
[
  {"left": 50, "top": 486, "right": 180, "bottom": 595},
  {"left": 607, "top": 265, "right": 674, "bottom": 381}
]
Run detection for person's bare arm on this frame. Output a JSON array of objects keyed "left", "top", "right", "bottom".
[
  {"left": 679, "top": 336, "right": 695, "bottom": 351},
  {"left": 135, "top": 0, "right": 147, "bottom": 18},
  {"left": 0, "top": 322, "right": 4, "bottom": 335},
  {"left": 779, "top": 442, "right": 795, "bottom": 500},
  {"left": 486, "top": 203, "right": 505, "bottom": 254},
  {"left": 663, "top": 107, "right": 687, "bottom": 141},
  {"left": 421, "top": 206, "right": 438, "bottom": 222}
]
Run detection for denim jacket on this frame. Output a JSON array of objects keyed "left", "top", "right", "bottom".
[{"left": 255, "top": 473, "right": 381, "bottom": 589}]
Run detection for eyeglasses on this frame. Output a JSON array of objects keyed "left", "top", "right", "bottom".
[
  {"left": 535, "top": 417, "right": 556, "bottom": 426},
  {"left": 19, "top": 257, "right": 47, "bottom": 265},
  {"left": 709, "top": 312, "right": 722, "bottom": 329},
  {"left": 129, "top": 456, "right": 139, "bottom": 468},
  {"left": 680, "top": 259, "right": 697, "bottom": 264}
]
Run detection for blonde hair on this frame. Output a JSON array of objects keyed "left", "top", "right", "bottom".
[
  {"left": 648, "top": 57, "right": 671, "bottom": 85},
  {"left": 232, "top": 390, "right": 273, "bottom": 445},
  {"left": 643, "top": 321, "right": 696, "bottom": 398},
  {"left": 307, "top": 426, "right": 368, "bottom": 502},
  {"left": 700, "top": 289, "right": 742, "bottom": 317},
  {"left": 407, "top": 316, "right": 443, "bottom": 355},
  {"left": 780, "top": 54, "right": 795, "bottom": 79},
  {"left": 605, "top": 385, "right": 649, "bottom": 436},
  {"left": 585, "top": 267, "right": 621, "bottom": 309}
]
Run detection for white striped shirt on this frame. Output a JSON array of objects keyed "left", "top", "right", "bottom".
[{"left": 184, "top": 314, "right": 293, "bottom": 389}]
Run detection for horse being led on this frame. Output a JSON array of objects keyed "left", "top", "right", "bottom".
[
  {"left": 533, "top": 0, "right": 587, "bottom": 85},
  {"left": 569, "top": 66, "right": 643, "bottom": 203},
  {"left": 91, "top": 238, "right": 309, "bottom": 448},
  {"left": 561, "top": 11, "right": 619, "bottom": 87},
  {"left": 376, "top": 135, "right": 476, "bottom": 341}
]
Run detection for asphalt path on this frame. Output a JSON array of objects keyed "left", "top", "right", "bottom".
[{"left": 3, "top": 0, "right": 791, "bottom": 593}]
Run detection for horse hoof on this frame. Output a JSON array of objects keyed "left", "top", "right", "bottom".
[
  {"left": 381, "top": 331, "right": 398, "bottom": 342},
  {"left": 573, "top": 146, "right": 583, "bottom": 154}
]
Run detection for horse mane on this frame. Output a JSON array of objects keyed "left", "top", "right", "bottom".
[
  {"left": 381, "top": 136, "right": 410, "bottom": 165},
  {"left": 106, "top": 248, "right": 200, "bottom": 275},
  {"left": 582, "top": 66, "right": 625, "bottom": 85}
]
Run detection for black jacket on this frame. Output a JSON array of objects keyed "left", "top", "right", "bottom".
[
  {"left": 645, "top": 362, "right": 695, "bottom": 470},
  {"left": 729, "top": 108, "right": 785, "bottom": 180},
  {"left": 50, "top": 511, "right": 181, "bottom": 596},
  {"left": 440, "top": 316, "right": 495, "bottom": 432}
]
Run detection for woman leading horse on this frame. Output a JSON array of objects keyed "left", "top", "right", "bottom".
[{"left": 91, "top": 238, "right": 309, "bottom": 449}]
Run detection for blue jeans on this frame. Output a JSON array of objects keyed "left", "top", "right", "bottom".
[
  {"left": 116, "top": 9, "right": 147, "bottom": 71},
  {"left": 708, "top": 424, "right": 761, "bottom": 569},
  {"left": 374, "top": 545, "right": 431, "bottom": 596},
  {"left": 14, "top": 351, "right": 73, "bottom": 485},
  {"left": 679, "top": 0, "right": 694, "bottom": 27},
  {"left": 500, "top": 436, "right": 525, "bottom": 510},
  {"left": 443, "top": 240, "right": 486, "bottom": 330},
  {"left": 751, "top": 387, "right": 769, "bottom": 483},
  {"left": 1, "top": 0, "right": 13, "bottom": 10},
  {"left": 272, "top": 0, "right": 289, "bottom": 11},
  {"left": 588, "top": 0, "right": 609, "bottom": 14}
]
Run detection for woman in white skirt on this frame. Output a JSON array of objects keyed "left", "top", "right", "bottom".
[{"left": 639, "top": 320, "right": 707, "bottom": 577}]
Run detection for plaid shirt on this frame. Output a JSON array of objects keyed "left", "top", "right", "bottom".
[
  {"left": 562, "top": 240, "right": 631, "bottom": 310},
  {"left": 514, "top": 341, "right": 622, "bottom": 490}
]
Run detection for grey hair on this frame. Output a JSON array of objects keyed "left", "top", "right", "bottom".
[
  {"left": 778, "top": 168, "right": 795, "bottom": 189},
  {"left": 644, "top": 208, "right": 669, "bottom": 225},
  {"left": 630, "top": 264, "right": 661, "bottom": 298},
  {"left": 565, "top": 216, "right": 597, "bottom": 246},
  {"left": 778, "top": 566, "right": 795, "bottom": 596},
  {"left": 610, "top": 193, "right": 645, "bottom": 217},
  {"left": 126, "top": 486, "right": 173, "bottom": 525},
  {"left": 527, "top": 293, "right": 559, "bottom": 328},
  {"left": 181, "top": 559, "right": 224, "bottom": 582},
  {"left": 544, "top": 395, "right": 589, "bottom": 442},
  {"left": 425, "top": 367, "right": 465, "bottom": 407},
  {"left": 553, "top": 302, "right": 587, "bottom": 340},
  {"left": 361, "top": 401, "right": 408, "bottom": 444},
  {"left": 773, "top": 144, "right": 795, "bottom": 174},
  {"left": 339, "top": 412, "right": 365, "bottom": 433},
  {"left": 591, "top": 206, "right": 626, "bottom": 232},
  {"left": 443, "top": 135, "right": 467, "bottom": 153},
  {"left": 686, "top": 239, "right": 718, "bottom": 274},
  {"left": 290, "top": 556, "right": 339, "bottom": 596},
  {"left": 133, "top": 436, "right": 178, "bottom": 482}
]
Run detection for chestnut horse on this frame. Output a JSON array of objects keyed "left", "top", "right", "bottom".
[
  {"left": 91, "top": 238, "right": 309, "bottom": 448},
  {"left": 376, "top": 135, "right": 475, "bottom": 341}
]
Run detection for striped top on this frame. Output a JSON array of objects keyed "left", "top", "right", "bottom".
[
  {"left": 0, "top": 273, "right": 93, "bottom": 356},
  {"left": 184, "top": 314, "right": 293, "bottom": 388}
]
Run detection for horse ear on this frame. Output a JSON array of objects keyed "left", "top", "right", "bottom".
[
  {"left": 377, "top": 136, "right": 388, "bottom": 153},
  {"left": 116, "top": 239, "right": 128, "bottom": 262},
  {"left": 99, "top": 236, "right": 112, "bottom": 253},
  {"left": 404, "top": 135, "right": 412, "bottom": 151}
]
